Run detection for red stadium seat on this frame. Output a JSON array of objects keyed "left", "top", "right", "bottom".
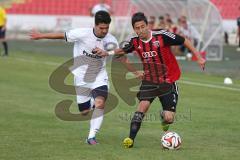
[
  {"left": 5, "top": 0, "right": 240, "bottom": 19},
  {"left": 210, "top": 0, "right": 240, "bottom": 19}
]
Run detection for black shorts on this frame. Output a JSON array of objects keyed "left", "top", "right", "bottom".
[
  {"left": 137, "top": 81, "right": 179, "bottom": 112},
  {"left": 77, "top": 85, "right": 108, "bottom": 111},
  {"left": 0, "top": 27, "right": 6, "bottom": 39},
  {"left": 92, "top": 85, "right": 108, "bottom": 100}
]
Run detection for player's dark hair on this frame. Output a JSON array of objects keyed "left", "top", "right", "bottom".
[
  {"left": 95, "top": 11, "right": 111, "bottom": 25},
  {"left": 132, "top": 12, "right": 148, "bottom": 27}
]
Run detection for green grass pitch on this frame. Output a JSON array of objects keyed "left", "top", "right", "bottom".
[{"left": 0, "top": 41, "right": 240, "bottom": 160}]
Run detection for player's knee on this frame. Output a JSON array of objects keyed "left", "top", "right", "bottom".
[
  {"left": 163, "top": 111, "right": 175, "bottom": 124},
  {"left": 164, "top": 115, "right": 174, "bottom": 124},
  {"left": 78, "top": 101, "right": 91, "bottom": 116},
  {"left": 164, "top": 117, "right": 174, "bottom": 124},
  {"left": 80, "top": 110, "right": 90, "bottom": 116},
  {"left": 137, "top": 101, "right": 151, "bottom": 113},
  {"left": 94, "top": 97, "right": 105, "bottom": 109}
]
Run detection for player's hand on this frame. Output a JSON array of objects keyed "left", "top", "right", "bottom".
[
  {"left": 197, "top": 57, "right": 206, "bottom": 71},
  {"left": 133, "top": 71, "right": 144, "bottom": 80},
  {"left": 92, "top": 47, "right": 108, "bottom": 57},
  {"left": 29, "top": 29, "right": 42, "bottom": 40}
]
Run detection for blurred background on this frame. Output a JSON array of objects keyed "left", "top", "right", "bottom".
[
  {"left": 0, "top": 1, "right": 240, "bottom": 160},
  {"left": 0, "top": 0, "right": 240, "bottom": 78}
]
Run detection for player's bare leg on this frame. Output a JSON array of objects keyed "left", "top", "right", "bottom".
[
  {"left": 87, "top": 96, "right": 105, "bottom": 145},
  {"left": 80, "top": 109, "right": 91, "bottom": 116},
  {"left": 160, "top": 110, "right": 175, "bottom": 132},
  {"left": 123, "top": 100, "right": 150, "bottom": 148}
]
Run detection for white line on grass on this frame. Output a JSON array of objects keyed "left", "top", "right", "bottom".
[
  {"left": 179, "top": 80, "right": 240, "bottom": 92},
  {"left": 15, "top": 57, "right": 60, "bottom": 66},
  {"left": 13, "top": 57, "right": 240, "bottom": 92},
  {"left": 182, "top": 77, "right": 240, "bottom": 88}
]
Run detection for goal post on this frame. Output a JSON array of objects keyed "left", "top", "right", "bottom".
[{"left": 112, "top": 0, "right": 224, "bottom": 61}]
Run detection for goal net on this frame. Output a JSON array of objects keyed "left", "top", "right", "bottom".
[{"left": 112, "top": 0, "right": 224, "bottom": 61}]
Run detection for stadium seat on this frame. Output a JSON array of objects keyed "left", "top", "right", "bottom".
[
  {"left": 5, "top": 0, "right": 240, "bottom": 19},
  {"left": 210, "top": 0, "right": 240, "bottom": 19}
]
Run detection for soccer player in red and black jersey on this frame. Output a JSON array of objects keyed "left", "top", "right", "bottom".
[{"left": 94, "top": 12, "right": 205, "bottom": 148}]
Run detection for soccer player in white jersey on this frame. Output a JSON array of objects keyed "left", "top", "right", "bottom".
[{"left": 30, "top": 11, "right": 118, "bottom": 145}]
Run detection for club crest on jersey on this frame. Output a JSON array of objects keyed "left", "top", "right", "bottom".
[{"left": 153, "top": 41, "right": 160, "bottom": 47}]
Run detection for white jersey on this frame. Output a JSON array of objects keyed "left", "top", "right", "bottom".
[{"left": 65, "top": 28, "right": 118, "bottom": 86}]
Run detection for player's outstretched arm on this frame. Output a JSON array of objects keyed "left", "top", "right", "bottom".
[
  {"left": 184, "top": 38, "right": 206, "bottom": 70},
  {"left": 118, "top": 56, "right": 144, "bottom": 80},
  {"left": 30, "top": 30, "right": 65, "bottom": 40},
  {"left": 93, "top": 47, "right": 126, "bottom": 57}
]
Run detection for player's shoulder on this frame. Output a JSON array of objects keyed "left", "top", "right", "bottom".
[
  {"left": 126, "top": 34, "right": 139, "bottom": 42},
  {"left": 68, "top": 28, "right": 92, "bottom": 33},
  {"left": 104, "top": 33, "right": 118, "bottom": 42},
  {"left": 152, "top": 29, "right": 170, "bottom": 35},
  {"left": 131, "top": 35, "right": 139, "bottom": 40},
  {"left": 152, "top": 29, "right": 176, "bottom": 39},
  {"left": 105, "top": 33, "right": 116, "bottom": 39}
]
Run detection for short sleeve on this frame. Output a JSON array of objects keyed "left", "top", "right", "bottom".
[
  {"left": 104, "top": 35, "right": 119, "bottom": 51},
  {"left": 122, "top": 39, "right": 135, "bottom": 53},
  {"left": 65, "top": 28, "right": 86, "bottom": 42},
  {"left": 109, "top": 36, "right": 119, "bottom": 49},
  {"left": 160, "top": 30, "right": 185, "bottom": 46}
]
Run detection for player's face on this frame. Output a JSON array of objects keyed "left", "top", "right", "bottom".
[
  {"left": 133, "top": 21, "right": 149, "bottom": 40},
  {"left": 94, "top": 23, "right": 109, "bottom": 38}
]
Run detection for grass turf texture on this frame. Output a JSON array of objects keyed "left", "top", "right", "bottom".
[{"left": 0, "top": 40, "right": 240, "bottom": 160}]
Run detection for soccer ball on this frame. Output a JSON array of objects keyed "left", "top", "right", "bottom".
[{"left": 161, "top": 131, "right": 182, "bottom": 150}]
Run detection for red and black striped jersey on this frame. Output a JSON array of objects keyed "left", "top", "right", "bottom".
[{"left": 123, "top": 30, "right": 185, "bottom": 84}]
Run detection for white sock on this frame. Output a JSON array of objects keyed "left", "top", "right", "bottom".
[{"left": 88, "top": 108, "right": 104, "bottom": 139}]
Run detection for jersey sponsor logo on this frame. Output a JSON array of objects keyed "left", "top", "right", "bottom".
[
  {"left": 142, "top": 51, "right": 157, "bottom": 58},
  {"left": 83, "top": 50, "right": 102, "bottom": 59},
  {"left": 153, "top": 41, "right": 160, "bottom": 47}
]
